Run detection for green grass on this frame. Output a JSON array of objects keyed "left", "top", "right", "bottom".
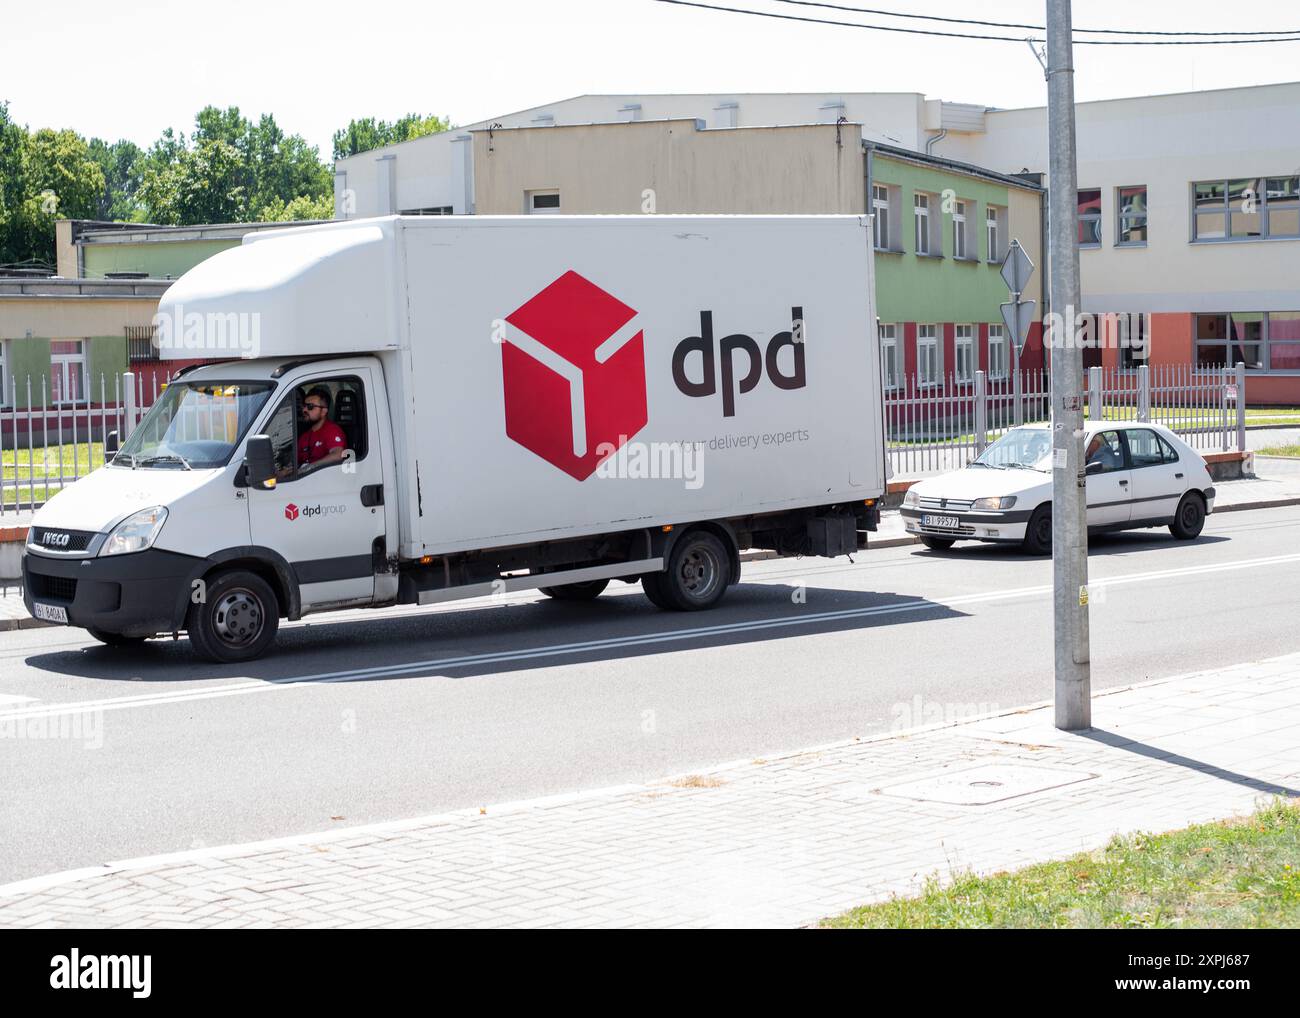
[
  {"left": 1258, "top": 444, "right": 1300, "bottom": 458},
  {"left": 1, "top": 442, "right": 105, "bottom": 505},
  {"left": 823, "top": 799, "right": 1300, "bottom": 929}
]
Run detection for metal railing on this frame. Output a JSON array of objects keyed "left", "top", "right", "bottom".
[
  {"left": 885, "top": 362, "right": 1248, "bottom": 477},
  {"left": 1, "top": 371, "right": 164, "bottom": 514}
]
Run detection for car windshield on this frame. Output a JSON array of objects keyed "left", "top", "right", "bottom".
[
  {"left": 115, "top": 381, "right": 275, "bottom": 469},
  {"left": 972, "top": 427, "right": 1053, "bottom": 471}
]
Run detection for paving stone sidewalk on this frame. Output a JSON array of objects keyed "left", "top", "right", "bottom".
[{"left": 1, "top": 652, "right": 1297, "bottom": 928}]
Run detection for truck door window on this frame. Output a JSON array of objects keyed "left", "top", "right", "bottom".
[{"left": 267, "top": 376, "right": 368, "bottom": 481}]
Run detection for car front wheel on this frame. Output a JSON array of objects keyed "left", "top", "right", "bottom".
[
  {"left": 1022, "top": 505, "right": 1052, "bottom": 555},
  {"left": 919, "top": 535, "right": 955, "bottom": 551},
  {"left": 186, "top": 569, "right": 279, "bottom": 663}
]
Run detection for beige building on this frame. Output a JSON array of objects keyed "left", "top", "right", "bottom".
[{"left": 473, "top": 119, "right": 865, "bottom": 216}]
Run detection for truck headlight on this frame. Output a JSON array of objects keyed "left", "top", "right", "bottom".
[
  {"left": 903, "top": 488, "right": 920, "bottom": 507},
  {"left": 972, "top": 496, "right": 1017, "bottom": 511},
  {"left": 99, "top": 507, "right": 168, "bottom": 556}
]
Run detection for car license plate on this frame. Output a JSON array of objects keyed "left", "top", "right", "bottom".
[
  {"left": 922, "top": 514, "right": 960, "bottom": 530},
  {"left": 32, "top": 602, "right": 68, "bottom": 624}
]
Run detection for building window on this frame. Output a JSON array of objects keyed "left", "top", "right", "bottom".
[
  {"left": 1116, "top": 185, "right": 1148, "bottom": 244},
  {"left": 917, "top": 324, "right": 940, "bottom": 385},
  {"left": 914, "top": 193, "right": 931, "bottom": 255},
  {"left": 952, "top": 201, "right": 968, "bottom": 259},
  {"left": 0, "top": 340, "right": 8, "bottom": 406},
  {"left": 526, "top": 190, "right": 561, "bottom": 214},
  {"left": 879, "top": 323, "right": 899, "bottom": 390},
  {"left": 1194, "top": 176, "right": 1300, "bottom": 241},
  {"left": 51, "top": 339, "right": 86, "bottom": 404},
  {"left": 399, "top": 206, "right": 453, "bottom": 215},
  {"left": 954, "top": 324, "right": 974, "bottom": 381},
  {"left": 1077, "top": 189, "right": 1102, "bottom": 246},
  {"left": 1196, "top": 311, "right": 1300, "bottom": 371},
  {"left": 986, "top": 205, "right": 1002, "bottom": 262},
  {"left": 987, "top": 324, "right": 1008, "bottom": 379},
  {"left": 872, "top": 185, "right": 890, "bottom": 252},
  {"left": 1117, "top": 314, "right": 1150, "bottom": 370}
]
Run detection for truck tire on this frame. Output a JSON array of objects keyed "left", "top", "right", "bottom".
[
  {"left": 1022, "top": 505, "right": 1052, "bottom": 556},
  {"left": 186, "top": 569, "right": 279, "bottom": 663},
  {"left": 538, "top": 578, "right": 610, "bottom": 600},
  {"left": 1169, "top": 492, "right": 1206, "bottom": 540},
  {"left": 656, "top": 530, "right": 731, "bottom": 611},
  {"left": 87, "top": 628, "right": 150, "bottom": 648},
  {"left": 641, "top": 571, "right": 674, "bottom": 609}
]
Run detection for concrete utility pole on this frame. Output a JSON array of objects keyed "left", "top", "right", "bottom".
[{"left": 1045, "top": 0, "right": 1091, "bottom": 730}]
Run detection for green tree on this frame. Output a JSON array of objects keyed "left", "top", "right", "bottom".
[
  {"left": 256, "top": 192, "right": 334, "bottom": 221},
  {"left": 88, "top": 137, "right": 145, "bottom": 220},
  {"left": 331, "top": 113, "right": 453, "bottom": 160},
  {"left": 0, "top": 120, "right": 104, "bottom": 266}
]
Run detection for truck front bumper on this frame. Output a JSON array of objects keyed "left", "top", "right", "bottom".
[
  {"left": 24, "top": 547, "right": 207, "bottom": 638},
  {"left": 900, "top": 507, "right": 1031, "bottom": 543}
]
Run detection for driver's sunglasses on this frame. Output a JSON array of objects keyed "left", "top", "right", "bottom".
[{"left": 304, "top": 402, "right": 327, "bottom": 411}]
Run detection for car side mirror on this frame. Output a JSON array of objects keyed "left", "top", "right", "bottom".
[
  {"left": 104, "top": 429, "right": 120, "bottom": 458},
  {"left": 243, "top": 435, "right": 277, "bottom": 489},
  {"left": 1085, "top": 460, "right": 1103, "bottom": 475}
]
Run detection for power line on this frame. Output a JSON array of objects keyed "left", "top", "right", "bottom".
[
  {"left": 654, "top": 0, "right": 1300, "bottom": 44},
  {"left": 771, "top": 0, "right": 1300, "bottom": 38}
]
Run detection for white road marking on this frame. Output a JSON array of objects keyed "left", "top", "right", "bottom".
[
  {"left": 0, "top": 694, "right": 37, "bottom": 706},
  {"left": 1, "top": 551, "right": 1298, "bottom": 723}
]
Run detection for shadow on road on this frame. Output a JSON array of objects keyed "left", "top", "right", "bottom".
[
  {"left": 908, "top": 532, "right": 1231, "bottom": 561},
  {"left": 25, "top": 582, "right": 969, "bottom": 685}
]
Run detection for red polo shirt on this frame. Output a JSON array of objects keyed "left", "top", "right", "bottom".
[{"left": 298, "top": 420, "right": 346, "bottom": 466}]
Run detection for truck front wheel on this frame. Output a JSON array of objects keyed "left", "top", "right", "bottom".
[
  {"left": 186, "top": 569, "right": 279, "bottom": 663},
  {"left": 652, "top": 530, "right": 731, "bottom": 611}
]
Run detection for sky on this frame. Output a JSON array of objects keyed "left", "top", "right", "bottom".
[{"left": 4, "top": 0, "right": 1299, "bottom": 158}]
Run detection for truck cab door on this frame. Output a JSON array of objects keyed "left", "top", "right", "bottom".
[{"left": 247, "top": 369, "right": 387, "bottom": 611}]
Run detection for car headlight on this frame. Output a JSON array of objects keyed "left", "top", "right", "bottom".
[
  {"left": 903, "top": 488, "right": 921, "bottom": 507},
  {"left": 972, "top": 496, "right": 1017, "bottom": 511},
  {"left": 99, "top": 506, "right": 168, "bottom": 556}
]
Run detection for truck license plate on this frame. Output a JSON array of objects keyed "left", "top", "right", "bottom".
[
  {"left": 922, "top": 514, "right": 960, "bottom": 530},
  {"left": 32, "top": 602, "right": 68, "bottom": 624}
]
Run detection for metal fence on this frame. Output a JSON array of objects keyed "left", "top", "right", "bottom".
[
  {"left": 885, "top": 362, "right": 1248, "bottom": 477},
  {"left": 1, "top": 371, "right": 163, "bottom": 514}
]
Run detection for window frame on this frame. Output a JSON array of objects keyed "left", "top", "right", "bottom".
[
  {"left": 0, "top": 339, "right": 8, "bottom": 408},
  {"left": 987, "top": 324, "right": 1008, "bottom": 380},
  {"left": 916, "top": 324, "right": 941, "bottom": 386},
  {"left": 878, "top": 323, "right": 900, "bottom": 390},
  {"left": 952, "top": 200, "right": 968, "bottom": 260},
  {"left": 526, "top": 189, "right": 561, "bottom": 215},
  {"left": 872, "top": 184, "right": 891, "bottom": 252},
  {"left": 1121, "top": 428, "right": 1180, "bottom": 471},
  {"left": 954, "top": 324, "right": 975, "bottom": 382},
  {"left": 985, "top": 205, "right": 1002, "bottom": 263},
  {"left": 914, "top": 192, "right": 932, "bottom": 256},
  {"left": 1192, "top": 176, "right": 1300, "bottom": 243},
  {"left": 1077, "top": 189, "right": 1103, "bottom": 248},
  {"left": 1115, "top": 185, "right": 1148, "bottom": 246},
  {"left": 50, "top": 339, "right": 87, "bottom": 406}
]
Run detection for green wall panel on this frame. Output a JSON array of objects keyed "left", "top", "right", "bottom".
[{"left": 83, "top": 239, "right": 240, "bottom": 280}]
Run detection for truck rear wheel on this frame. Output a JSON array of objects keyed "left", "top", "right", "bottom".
[
  {"left": 538, "top": 578, "right": 610, "bottom": 600},
  {"left": 654, "top": 530, "right": 731, "bottom": 611},
  {"left": 186, "top": 569, "right": 279, "bottom": 663}
]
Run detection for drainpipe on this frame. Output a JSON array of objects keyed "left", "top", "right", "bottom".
[{"left": 925, "top": 128, "right": 947, "bottom": 154}]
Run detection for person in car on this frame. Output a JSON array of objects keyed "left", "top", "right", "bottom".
[
  {"left": 296, "top": 386, "right": 347, "bottom": 471},
  {"left": 1086, "top": 432, "right": 1121, "bottom": 471}
]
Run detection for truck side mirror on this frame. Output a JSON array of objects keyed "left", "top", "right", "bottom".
[
  {"left": 243, "top": 435, "right": 277, "bottom": 489},
  {"left": 104, "top": 430, "right": 120, "bottom": 458}
]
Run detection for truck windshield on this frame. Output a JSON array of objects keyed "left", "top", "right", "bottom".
[
  {"left": 115, "top": 381, "right": 275, "bottom": 469},
  {"left": 972, "top": 427, "right": 1052, "bottom": 471}
]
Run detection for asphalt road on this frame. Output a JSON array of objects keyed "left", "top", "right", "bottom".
[{"left": 1, "top": 504, "right": 1298, "bottom": 884}]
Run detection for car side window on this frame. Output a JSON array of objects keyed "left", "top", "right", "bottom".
[
  {"left": 1157, "top": 434, "right": 1180, "bottom": 463},
  {"left": 1087, "top": 430, "right": 1125, "bottom": 473},
  {"left": 264, "top": 397, "right": 299, "bottom": 477},
  {"left": 1126, "top": 429, "right": 1165, "bottom": 468}
]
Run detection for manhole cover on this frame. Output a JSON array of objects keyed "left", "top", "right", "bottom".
[{"left": 871, "top": 761, "right": 1097, "bottom": 805}]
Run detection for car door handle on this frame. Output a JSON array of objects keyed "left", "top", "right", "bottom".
[
  {"left": 1175, "top": 472, "right": 1184, "bottom": 479},
  {"left": 360, "top": 484, "right": 384, "bottom": 507},
  {"left": 1119, "top": 479, "right": 1128, "bottom": 487}
]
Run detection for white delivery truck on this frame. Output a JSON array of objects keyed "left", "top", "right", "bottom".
[{"left": 24, "top": 215, "right": 886, "bottom": 661}]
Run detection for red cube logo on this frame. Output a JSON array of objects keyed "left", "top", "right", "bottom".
[
  {"left": 502, "top": 271, "right": 648, "bottom": 480},
  {"left": 284, "top": 503, "right": 299, "bottom": 521}
]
